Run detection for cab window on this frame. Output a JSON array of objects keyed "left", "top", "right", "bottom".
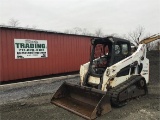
[
  {"left": 121, "top": 44, "right": 128, "bottom": 55},
  {"left": 115, "top": 45, "right": 121, "bottom": 55}
]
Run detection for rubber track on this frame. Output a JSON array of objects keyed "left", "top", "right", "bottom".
[{"left": 108, "top": 75, "right": 147, "bottom": 106}]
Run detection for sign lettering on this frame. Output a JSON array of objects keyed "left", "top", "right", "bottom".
[{"left": 14, "top": 39, "right": 48, "bottom": 59}]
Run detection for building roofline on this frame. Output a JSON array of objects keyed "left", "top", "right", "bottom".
[{"left": 0, "top": 25, "right": 94, "bottom": 38}]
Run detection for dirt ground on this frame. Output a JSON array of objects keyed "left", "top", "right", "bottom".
[{"left": 0, "top": 51, "right": 160, "bottom": 120}]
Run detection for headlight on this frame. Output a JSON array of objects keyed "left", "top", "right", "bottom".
[{"left": 106, "top": 69, "right": 110, "bottom": 76}]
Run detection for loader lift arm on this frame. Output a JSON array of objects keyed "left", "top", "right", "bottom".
[{"left": 139, "top": 33, "right": 160, "bottom": 44}]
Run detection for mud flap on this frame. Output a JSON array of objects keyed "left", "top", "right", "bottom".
[{"left": 51, "top": 82, "right": 111, "bottom": 119}]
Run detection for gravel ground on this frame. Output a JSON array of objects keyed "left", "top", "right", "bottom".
[
  {"left": 0, "top": 76, "right": 79, "bottom": 105},
  {"left": 0, "top": 51, "right": 160, "bottom": 120}
]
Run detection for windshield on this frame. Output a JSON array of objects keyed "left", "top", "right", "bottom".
[
  {"left": 94, "top": 44, "right": 108, "bottom": 58},
  {"left": 90, "top": 44, "right": 109, "bottom": 75}
]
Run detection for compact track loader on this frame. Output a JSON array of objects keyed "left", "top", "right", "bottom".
[{"left": 51, "top": 34, "right": 159, "bottom": 119}]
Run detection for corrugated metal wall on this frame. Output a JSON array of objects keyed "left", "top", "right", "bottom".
[{"left": 0, "top": 27, "right": 91, "bottom": 82}]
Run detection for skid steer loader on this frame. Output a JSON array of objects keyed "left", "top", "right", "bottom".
[{"left": 51, "top": 34, "right": 159, "bottom": 119}]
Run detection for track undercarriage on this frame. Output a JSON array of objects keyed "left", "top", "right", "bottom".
[{"left": 109, "top": 75, "right": 148, "bottom": 107}]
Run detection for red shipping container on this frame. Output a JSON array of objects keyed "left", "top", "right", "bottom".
[{"left": 0, "top": 26, "right": 92, "bottom": 82}]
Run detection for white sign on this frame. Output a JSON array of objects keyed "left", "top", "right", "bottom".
[{"left": 14, "top": 39, "right": 48, "bottom": 59}]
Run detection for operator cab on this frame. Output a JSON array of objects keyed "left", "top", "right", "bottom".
[{"left": 89, "top": 37, "right": 131, "bottom": 77}]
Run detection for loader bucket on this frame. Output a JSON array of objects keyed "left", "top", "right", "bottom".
[{"left": 51, "top": 82, "right": 111, "bottom": 119}]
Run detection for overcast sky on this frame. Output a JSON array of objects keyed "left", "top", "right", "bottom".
[{"left": 0, "top": 0, "right": 159, "bottom": 35}]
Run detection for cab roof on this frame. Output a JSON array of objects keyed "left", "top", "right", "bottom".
[{"left": 91, "top": 36, "right": 130, "bottom": 45}]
